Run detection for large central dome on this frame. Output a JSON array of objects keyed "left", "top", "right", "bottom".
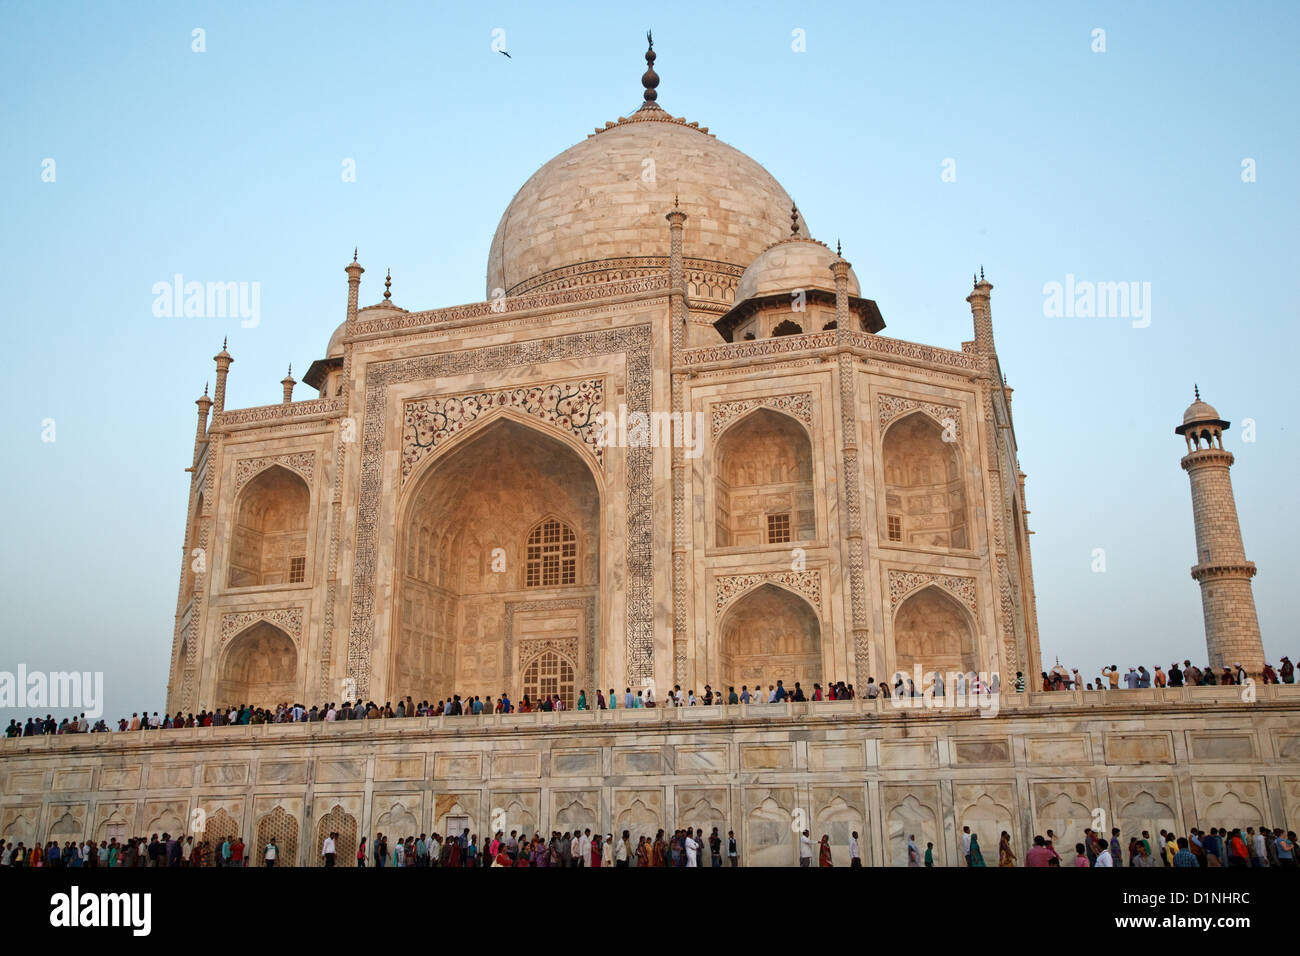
[{"left": 486, "top": 100, "right": 806, "bottom": 301}]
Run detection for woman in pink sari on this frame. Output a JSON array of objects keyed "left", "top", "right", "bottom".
[{"left": 590, "top": 833, "right": 602, "bottom": 866}]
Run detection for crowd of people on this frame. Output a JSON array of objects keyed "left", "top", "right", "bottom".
[
  {"left": 2, "top": 678, "right": 876, "bottom": 737},
  {"left": 1041, "top": 655, "right": 1294, "bottom": 692},
  {"left": 4, "top": 818, "right": 1294, "bottom": 868},
  {"left": 5, "top": 656, "right": 1294, "bottom": 738}
]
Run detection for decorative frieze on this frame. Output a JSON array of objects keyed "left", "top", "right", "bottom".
[
  {"left": 402, "top": 379, "right": 605, "bottom": 485},
  {"left": 714, "top": 570, "right": 822, "bottom": 617},
  {"left": 710, "top": 392, "right": 813, "bottom": 438},
  {"left": 887, "top": 569, "right": 977, "bottom": 615},
  {"left": 220, "top": 606, "right": 304, "bottom": 646},
  {"left": 353, "top": 275, "right": 670, "bottom": 336},
  {"left": 233, "top": 452, "right": 316, "bottom": 492},
  {"left": 876, "top": 394, "right": 962, "bottom": 441}
]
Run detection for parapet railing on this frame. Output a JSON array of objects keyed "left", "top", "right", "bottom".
[{"left": 3, "top": 684, "right": 1296, "bottom": 752}]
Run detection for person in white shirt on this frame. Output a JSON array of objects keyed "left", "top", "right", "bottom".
[
  {"left": 768, "top": 685, "right": 778, "bottom": 703},
  {"left": 1251, "top": 829, "right": 1268, "bottom": 865},
  {"left": 961, "top": 826, "right": 972, "bottom": 865},
  {"left": 571, "top": 831, "right": 584, "bottom": 867},
  {"left": 322, "top": 832, "right": 336, "bottom": 866},
  {"left": 849, "top": 831, "right": 861, "bottom": 867},
  {"left": 324, "top": 704, "right": 336, "bottom": 721},
  {"left": 1094, "top": 839, "right": 1113, "bottom": 867},
  {"left": 602, "top": 833, "right": 614, "bottom": 867},
  {"left": 799, "top": 830, "right": 812, "bottom": 866},
  {"left": 684, "top": 830, "right": 699, "bottom": 866},
  {"left": 265, "top": 838, "right": 278, "bottom": 867},
  {"left": 616, "top": 831, "right": 629, "bottom": 867},
  {"left": 644, "top": 687, "right": 655, "bottom": 707}
]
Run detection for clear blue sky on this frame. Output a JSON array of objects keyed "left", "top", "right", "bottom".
[{"left": 1, "top": 1, "right": 1296, "bottom": 721}]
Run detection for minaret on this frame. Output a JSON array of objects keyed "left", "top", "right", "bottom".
[
  {"left": 281, "top": 365, "right": 296, "bottom": 404},
  {"left": 1175, "top": 388, "right": 1263, "bottom": 673},
  {"left": 212, "top": 338, "right": 233, "bottom": 415},
  {"left": 192, "top": 383, "right": 212, "bottom": 467}
]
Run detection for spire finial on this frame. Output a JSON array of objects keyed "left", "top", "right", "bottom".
[
  {"left": 836, "top": 239, "right": 841, "bottom": 257},
  {"left": 674, "top": 192, "right": 679, "bottom": 209},
  {"left": 384, "top": 268, "right": 392, "bottom": 300},
  {"left": 204, "top": 381, "right": 209, "bottom": 396},
  {"left": 353, "top": 247, "right": 357, "bottom": 263},
  {"left": 641, "top": 30, "right": 659, "bottom": 103},
  {"left": 287, "top": 364, "right": 293, "bottom": 377},
  {"left": 790, "top": 202, "right": 800, "bottom": 237},
  {"left": 1194, "top": 383, "right": 1200, "bottom": 401},
  {"left": 980, "top": 265, "right": 985, "bottom": 281}
]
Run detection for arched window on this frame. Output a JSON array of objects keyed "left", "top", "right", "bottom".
[
  {"left": 525, "top": 517, "right": 577, "bottom": 587},
  {"left": 521, "top": 650, "right": 575, "bottom": 709},
  {"left": 881, "top": 413, "right": 968, "bottom": 549},
  {"left": 227, "top": 466, "right": 310, "bottom": 587},
  {"left": 714, "top": 409, "right": 815, "bottom": 547},
  {"left": 772, "top": 319, "right": 803, "bottom": 336}
]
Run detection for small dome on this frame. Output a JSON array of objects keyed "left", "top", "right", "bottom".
[
  {"left": 1182, "top": 399, "right": 1220, "bottom": 425},
  {"left": 326, "top": 322, "right": 346, "bottom": 359},
  {"left": 734, "top": 238, "right": 859, "bottom": 304}
]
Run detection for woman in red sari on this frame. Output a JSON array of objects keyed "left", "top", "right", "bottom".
[
  {"left": 652, "top": 830, "right": 668, "bottom": 867},
  {"left": 590, "top": 833, "right": 602, "bottom": 867},
  {"left": 818, "top": 835, "right": 833, "bottom": 867}
]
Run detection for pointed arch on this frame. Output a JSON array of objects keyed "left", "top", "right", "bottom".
[
  {"left": 216, "top": 620, "right": 298, "bottom": 708},
  {"left": 227, "top": 464, "right": 310, "bottom": 587},
  {"left": 714, "top": 407, "right": 815, "bottom": 547},
  {"left": 393, "top": 415, "right": 601, "bottom": 706},
  {"left": 881, "top": 410, "right": 968, "bottom": 549},
  {"left": 891, "top": 583, "right": 978, "bottom": 677},
  {"left": 719, "top": 582, "right": 821, "bottom": 695}
]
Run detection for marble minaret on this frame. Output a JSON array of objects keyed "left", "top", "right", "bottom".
[{"left": 1175, "top": 389, "right": 1263, "bottom": 673}]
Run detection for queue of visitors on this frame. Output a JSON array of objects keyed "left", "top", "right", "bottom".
[
  {"left": 5, "top": 656, "right": 1293, "bottom": 739},
  {"left": 1041, "top": 655, "right": 1294, "bottom": 692},
  {"left": 5, "top": 817, "right": 1294, "bottom": 868}
]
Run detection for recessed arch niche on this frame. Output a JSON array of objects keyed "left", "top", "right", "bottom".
[
  {"left": 714, "top": 408, "right": 814, "bottom": 548},
  {"left": 881, "top": 412, "right": 968, "bottom": 549},
  {"left": 394, "top": 416, "right": 600, "bottom": 705}
]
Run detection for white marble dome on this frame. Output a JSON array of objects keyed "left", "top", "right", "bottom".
[
  {"left": 734, "top": 238, "right": 860, "bottom": 304},
  {"left": 486, "top": 104, "right": 807, "bottom": 298}
]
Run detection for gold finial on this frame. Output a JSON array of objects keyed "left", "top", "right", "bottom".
[
  {"left": 352, "top": 247, "right": 358, "bottom": 263},
  {"left": 641, "top": 30, "right": 659, "bottom": 103},
  {"left": 790, "top": 202, "right": 800, "bottom": 237},
  {"left": 384, "top": 269, "right": 392, "bottom": 300},
  {"left": 836, "top": 239, "right": 841, "bottom": 257},
  {"left": 1194, "top": 384, "right": 1200, "bottom": 401},
  {"left": 222, "top": 336, "right": 227, "bottom": 350},
  {"left": 204, "top": 382, "right": 209, "bottom": 396}
]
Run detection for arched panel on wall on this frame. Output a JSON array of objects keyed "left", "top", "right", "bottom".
[
  {"left": 227, "top": 465, "right": 311, "bottom": 588},
  {"left": 891, "top": 584, "right": 978, "bottom": 680},
  {"left": 393, "top": 414, "right": 601, "bottom": 706},
  {"left": 713, "top": 408, "right": 814, "bottom": 548},
  {"left": 216, "top": 621, "right": 298, "bottom": 709},
  {"left": 718, "top": 583, "right": 821, "bottom": 697},
  {"left": 881, "top": 411, "right": 968, "bottom": 550}
]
